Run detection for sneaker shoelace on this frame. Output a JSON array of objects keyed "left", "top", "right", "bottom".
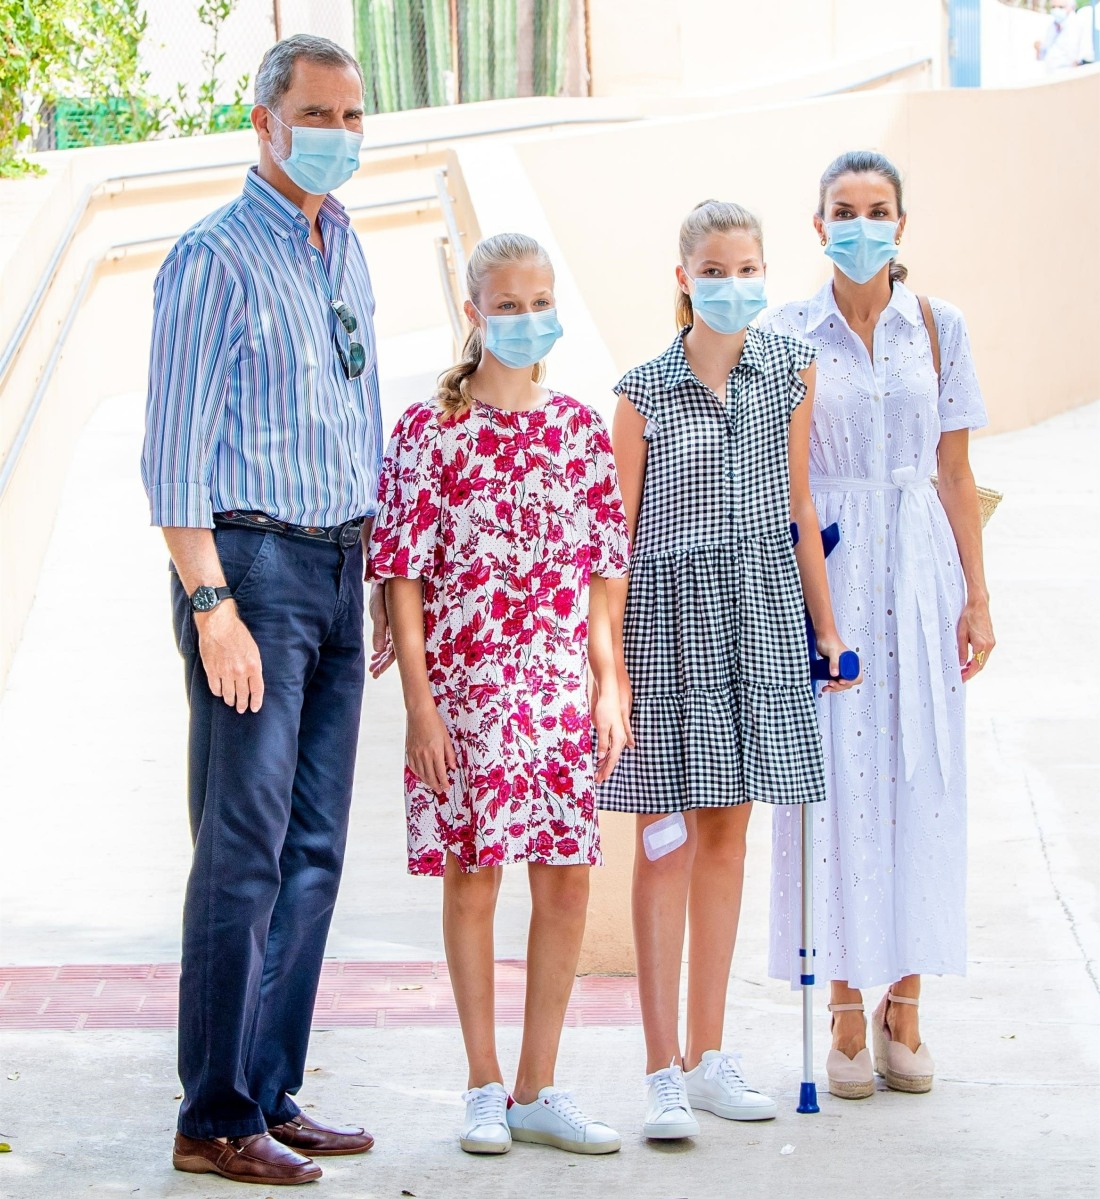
[
  {"left": 462, "top": 1086, "right": 507, "bottom": 1127},
  {"left": 540, "top": 1088, "right": 590, "bottom": 1126},
  {"left": 702, "top": 1051, "right": 750, "bottom": 1095},
  {"left": 646, "top": 1062, "right": 689, "bottom": 1111}
]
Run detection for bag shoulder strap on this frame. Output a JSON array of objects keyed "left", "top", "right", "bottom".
[{"left": 917, "top": 294, "right": 941, "bottom": 381}]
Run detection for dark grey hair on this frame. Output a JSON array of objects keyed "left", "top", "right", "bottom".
[
  {"left": 255, "top": 35, "right": 363, "bottom": 110},
  {"left": 818, "top": 150, "right": 908, "bottom": 284}
]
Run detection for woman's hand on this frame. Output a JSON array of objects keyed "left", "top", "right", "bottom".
[
  {"left": 958, "top": 596, "right": 995, "bottom": 682},
  {"left": 616, "top": 662, "right": 635, "bottom": 749},
  {"left": 593, "top": 689, "right": 628, "bottom": 783},
  {"left": 405, "top": 700, "right": 457, "bottom": 794},
  {"left": 814, "top": 630, "right": 862, "bottom": 694}
]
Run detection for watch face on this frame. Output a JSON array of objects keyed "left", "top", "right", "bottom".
[{"left": 191, "top": 586, "right": 219, "bottom": 612}]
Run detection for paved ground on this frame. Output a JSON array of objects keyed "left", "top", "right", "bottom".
[{"left": 0, "top": 397, "right": 1097, "bottom": 1198}]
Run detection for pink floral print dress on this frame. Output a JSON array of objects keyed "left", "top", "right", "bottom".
[{"left": 370, "top": 393, "right": 630, "bottom": 876}]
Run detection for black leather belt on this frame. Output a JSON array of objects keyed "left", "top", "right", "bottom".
[{"left": 214, "top": 510, "right": 364, "bottom": 549}]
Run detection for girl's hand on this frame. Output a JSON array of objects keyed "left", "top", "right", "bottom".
[
  {"left": 405, "top": 701, "right": 457, "bottom": 794},
  {"left": 814, "top": 631, "right": 862, "bottom": 694},
  {"left": 593, "top": 690, "right": 628, "bottom": 783},
  {"left": 617, "top": 663, "right": 635, "bottom": 749},
  {"left": 958, "top": 596, "right": 995, "bottom": 682}
]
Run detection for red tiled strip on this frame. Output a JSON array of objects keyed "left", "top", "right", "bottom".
[{"left": 0, "top": 962, "right": 638, "bottom": 1031}]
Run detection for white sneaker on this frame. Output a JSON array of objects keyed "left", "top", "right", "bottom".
[
  {"left": 684, "top": 1050, "right": 778, "bottom": 1121},
  {"left": 460, "top": 1082, "right": 511, "bottom": 1154},
  {"left": 643, "top": 1063, "right": 700, "bottom": 1139},
  {"left": 507, "top": 1087, "right": 621, "bottom": 1155}
]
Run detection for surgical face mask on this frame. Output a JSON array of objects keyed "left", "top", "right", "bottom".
[
  {"left": 689, "top": 275, "right": 768, "bottom": 335},
  {"left": 823, "top": 217, "right": 900, "bottom": 285},
  {"left": 268, "top": 109, "right": 363, "bottom": 194},
  {"left": 477, "top": 307, "right": 563, "bottom": 369}
]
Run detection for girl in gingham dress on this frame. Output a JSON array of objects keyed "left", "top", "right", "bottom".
[
  {"left": 600, "top": 201, "right": 857, "bottom": 1139},
  {"left": 371, "top": 234, "right": 629, "bottom": 1157}
]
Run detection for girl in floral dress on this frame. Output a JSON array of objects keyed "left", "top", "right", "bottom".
[{"left": 370, "top": 233, "right": 630, "bottom": 1157}]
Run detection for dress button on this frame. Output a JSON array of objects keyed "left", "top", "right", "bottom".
[{"left": 879, "top": 727, "right": 888, "bottom": 735}]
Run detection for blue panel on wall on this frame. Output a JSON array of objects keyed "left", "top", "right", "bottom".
[{"left": 949, "top": 0, "right": 982, "bottom": 88}]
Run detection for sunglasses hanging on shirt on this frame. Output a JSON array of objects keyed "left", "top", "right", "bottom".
[{"left": 330, "top": 299, "right": 366, "bottom": 380}]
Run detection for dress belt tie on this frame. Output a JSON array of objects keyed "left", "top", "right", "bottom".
[{"left": 809, "top": 468, "right": 951, "bottom": 788}]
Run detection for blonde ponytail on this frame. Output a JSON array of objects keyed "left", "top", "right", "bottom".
[
  {"left": 436, "top": 232, "right": 554, "bottom": 419},
  {"left": 437, "top": 327, "right": 484, "bottom": 418}
]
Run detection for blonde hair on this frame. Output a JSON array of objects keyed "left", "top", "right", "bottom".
[
  {"left": 437, "top": 232, "right": 554, "bottom": 418},
  {"left": 675, "top": 200, "right": 764, "bottom": 330}
]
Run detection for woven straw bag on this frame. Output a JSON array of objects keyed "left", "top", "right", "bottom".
[{"left": 918, "top": 295, "right": 1002, "bottom": 528}]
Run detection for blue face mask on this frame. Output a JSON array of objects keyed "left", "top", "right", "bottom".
[
  {"left": 269, "top": 110, "right": 363, "bottom": 195},
  {"left": 478, "top": 307, "right": 563, "bottom": 369},
  {"left": 690, "top": 276, "right": 768, "bottom": 335},
  {"left": 823, "top": 217, "right": 900, "bottom": 285}
]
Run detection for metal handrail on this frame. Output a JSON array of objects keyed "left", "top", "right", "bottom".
[
  {"left": 0, "top": 182, "right": 95, "bottom": 394},
  {"left": 811, "top": 55, "right": 932, "bottom": 97},
  {"left": 435, "top": 237, "right": 465, "bottom": 343},
  {"left": 434, "top": 168, "right": 468, "bottom": 291},
  {"left": 0, "top": 191, "right": 440, "bottom": 502}
]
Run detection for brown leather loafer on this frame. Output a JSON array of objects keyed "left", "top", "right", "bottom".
[
  {"left": 172, "top": 1131, "right": 322, "bottom": 1185},
  {"left": 268, "top": 1110, "right": 375, "bottom": 1156}
]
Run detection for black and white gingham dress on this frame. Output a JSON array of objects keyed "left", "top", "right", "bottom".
[{"left": 598, "top": 327, "right": 826, "bottom": 813}]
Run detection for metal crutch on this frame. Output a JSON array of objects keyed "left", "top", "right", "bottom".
[{"left": 792, "top": 520, "right": 860, "bottom": 1114}]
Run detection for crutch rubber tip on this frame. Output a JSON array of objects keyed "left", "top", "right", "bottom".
[{"left": 797, "top": 1082, "right": 820, "bottom": 1114}]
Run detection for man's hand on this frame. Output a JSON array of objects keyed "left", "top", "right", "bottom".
[
  {"left": 368, "top": 582, "right": 395, "bottom": 678},
  {"left": 195, "top": 602, "right": 264, "bottom": 713}
]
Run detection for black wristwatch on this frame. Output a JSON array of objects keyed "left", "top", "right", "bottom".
[{"left": 189, "top": 585, "right": 234, "bottom": 613}]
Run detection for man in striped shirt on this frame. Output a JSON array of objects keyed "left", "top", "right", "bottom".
[{"left": 142, "top": 35, "right": 382, "bottom": 1186}]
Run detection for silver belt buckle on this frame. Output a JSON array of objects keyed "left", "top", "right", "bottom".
[{"left": 338, "top": 520, "right": 361, "bottom": 549}]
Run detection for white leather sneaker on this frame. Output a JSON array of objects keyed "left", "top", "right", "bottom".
[
  {"left": 643, "top": 1063, "right": 700, "bottom": 1139},
  {"left": 684, "top": 1050, "right": 778, "bottom": 1121},
  {"left": 507, "top": 1087, "right": 621, "bottom": 1155},
  {"left": 459, "top": 1082, "right": 511, "bottom": 1154}
]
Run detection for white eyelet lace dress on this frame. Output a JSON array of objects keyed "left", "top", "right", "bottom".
[{"left": 763, "top": 281, "right": 988, "bottom": 989}]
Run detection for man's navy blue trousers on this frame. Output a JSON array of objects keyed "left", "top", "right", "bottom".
[{"left": 170, "top": 525, "right": 365, "bottom": 1139}]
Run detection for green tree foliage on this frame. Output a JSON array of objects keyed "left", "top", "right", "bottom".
[{"left": 0, "top": 0, "right": 163, "bottom": 175}]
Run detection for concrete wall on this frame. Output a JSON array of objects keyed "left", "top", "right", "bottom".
[
  {"left": 587, "top": 0, "right": 946, "bottom": 95},
  {"left": 517, "top": 68, "right": 1100, "bottom": 435}
]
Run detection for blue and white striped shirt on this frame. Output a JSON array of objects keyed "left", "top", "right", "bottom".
[{"left": 142, "top": 168, "right": 382, "bottom": 528}]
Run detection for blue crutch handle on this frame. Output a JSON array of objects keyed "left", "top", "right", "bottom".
[{"left": 809, "top": 649, "right": 861, "bottom": 682}]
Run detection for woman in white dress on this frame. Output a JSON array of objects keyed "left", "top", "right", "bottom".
[{"left": 765, "top": 151, "right": 996, "bottom": 1098}]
